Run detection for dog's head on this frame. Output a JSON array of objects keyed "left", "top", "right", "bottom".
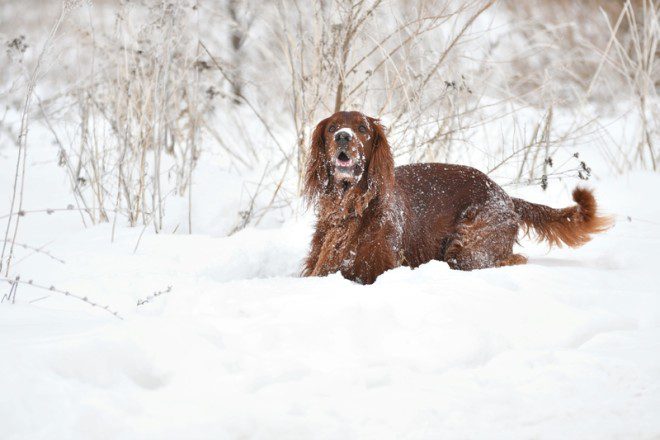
[{"left": 304, "top": 111, "right": 394, "bottom": 204}]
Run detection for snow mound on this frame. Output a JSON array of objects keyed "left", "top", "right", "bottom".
[{"left": 1, "top": 155, "right": 660, "bottom": 438}]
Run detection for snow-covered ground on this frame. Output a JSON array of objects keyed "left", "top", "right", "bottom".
[{"left": 1, "top": 142, "right": 659, "bottom": 439}]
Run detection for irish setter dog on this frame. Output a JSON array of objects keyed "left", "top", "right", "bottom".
[{"left": 302, "top": 111, "right": 612, "bottom": 285}]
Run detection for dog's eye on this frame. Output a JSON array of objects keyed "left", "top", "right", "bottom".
[
  {"left": 328, "top": 125, "right": 337, "bottom": 133},
  {"left": 358, "top": 125, "right": 367, "bottom": 133}
]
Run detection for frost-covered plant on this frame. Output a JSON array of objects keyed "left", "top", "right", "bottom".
[
  {"left": 1, "top": 0, "right": 657, "bottom": 241},
  {"left": 63, "top": 0, "right": 212, "bottom": 232}
]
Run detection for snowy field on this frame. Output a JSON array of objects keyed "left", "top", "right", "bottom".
[
  {"left": 2, "top": 0, "right": 659, "bottom": 438},
  {"left": 2, "top": 143, "right": 660, "bottom": 439}
]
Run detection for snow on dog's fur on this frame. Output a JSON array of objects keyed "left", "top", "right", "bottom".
[{"left": 303, "top": 111, "right": 613, "bottom": 284}]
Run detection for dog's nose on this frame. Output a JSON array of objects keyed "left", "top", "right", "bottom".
[{"left": 335, "top": 131, "right": 351, "bottom": 143}]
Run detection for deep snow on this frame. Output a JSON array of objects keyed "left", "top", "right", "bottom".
[{"left": 1, "top": 144, "right": 660, "bottom": 439}]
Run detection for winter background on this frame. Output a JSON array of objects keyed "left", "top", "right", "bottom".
[{"left": 1, "top": 0, "right": 659, "bottom": 438}]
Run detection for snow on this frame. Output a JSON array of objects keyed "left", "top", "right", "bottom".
[
  {"left": 1, "top": 139, "right": 660, "bottom": 439},
  {"left": 335, "top": 127, "right": 357, "bottom": 140}
]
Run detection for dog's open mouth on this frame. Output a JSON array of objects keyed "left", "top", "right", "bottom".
[
  {"left": 334, "top": 151, "right": 361, "bottom": 182},
  {"left": 336, "top": 151, "right": 353, "bottom": 167}
]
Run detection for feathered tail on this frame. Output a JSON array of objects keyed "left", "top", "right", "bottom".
[{"left": 513, "top": 187, "right": 613, "bottom": 248}]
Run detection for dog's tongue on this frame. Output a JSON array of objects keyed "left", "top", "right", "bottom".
[{"left": 336, "top": 152, "right": 352, "bottom": 166}]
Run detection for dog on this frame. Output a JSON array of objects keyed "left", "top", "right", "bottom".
[{"left": 302, "top": 111, "right": 612, "bottom": 284}]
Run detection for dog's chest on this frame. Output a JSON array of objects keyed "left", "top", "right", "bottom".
[
  {"left": 329, "top": 213, "right": 401, "bottom": 271},
  {"left": 319, "top": 221, "right": 361, "bottom": 273}
]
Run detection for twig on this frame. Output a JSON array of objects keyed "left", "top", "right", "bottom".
[
  {"left": 199, "top": 40, "right": 289, "bottom": 163},
  {"left": 228, "top": 163, "right": 270, "bottom": 235},
  {"left": 137, "top": 285, "right": 172, "bottom": 306},
  {"left": 1, "top": 276, "right": 123, "bottom": 319},
  {"left": 0, "top": 206, "right": 127, "bottom": 221},
  {"left": 2, "top": 239, "right": 66, "bottom": 265},
  {"left": 133, "top": 223, "right": 149, "bottom": 254},
  {"left": 417, "top": 0, "right": 495, "bottom": 92},
  {"left": 1, "top": 277, "right": 19, "bottom": 304},
  {"left": 1, "top": 1, "right": 73, "bottom": 276}
]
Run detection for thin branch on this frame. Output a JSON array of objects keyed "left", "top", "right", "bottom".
[{"left": 1, "top": 276, "right": 123, "bottom": 319}]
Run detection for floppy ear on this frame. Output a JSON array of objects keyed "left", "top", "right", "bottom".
[
  {"left": 303, "top": 117, "right": 331, "bottom": 204},
  {"left": 367, "top": 118, "right": 395, "bottom": 194}
]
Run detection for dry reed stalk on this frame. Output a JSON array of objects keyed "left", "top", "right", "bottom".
[{"left": 1, "top": 2, "right": 74, "bottom": 276}]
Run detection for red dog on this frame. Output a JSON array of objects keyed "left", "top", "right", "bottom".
[{"left": 302, "top": 111, "right": 612, "bottom": 284}]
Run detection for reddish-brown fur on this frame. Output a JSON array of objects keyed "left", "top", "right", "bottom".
[{"left": 302, "top": 111, "right": 613, "bottom": 284}]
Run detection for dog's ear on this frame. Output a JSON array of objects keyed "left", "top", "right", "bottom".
[
  {"left": 367, "top": 117, "right": 394, "bottom": 194},
  {"left": 303, "top": 117, "right": 331, "bottom": 204}
]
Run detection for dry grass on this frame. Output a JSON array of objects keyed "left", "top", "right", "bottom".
[{"left": 0, "top": 0, "right": 657, "bottom": 277}]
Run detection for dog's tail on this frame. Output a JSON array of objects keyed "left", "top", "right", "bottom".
[{"left": 512, "top": 187, "right": 613, "bottom": 248}]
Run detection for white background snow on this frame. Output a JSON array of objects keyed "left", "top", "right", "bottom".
[
  {"left": 1, "top": 1, "right": 660, "bottom": 439},
  {"left": 2, "top": 142, "right": 660, "bottom": 439}
]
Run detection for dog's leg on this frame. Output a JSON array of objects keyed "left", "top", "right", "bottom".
[
  {"left": 495, "top": 253, "right": 528, "bottom": 267},
  {"left": 342, "top": 226, "right": 397, "bottom": 284},
  {"left": 302, "top": 226, "right": 326, "bottom": 276},
  {"left": 444, "top": 203, "right": 519, "bottom": 271}
]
